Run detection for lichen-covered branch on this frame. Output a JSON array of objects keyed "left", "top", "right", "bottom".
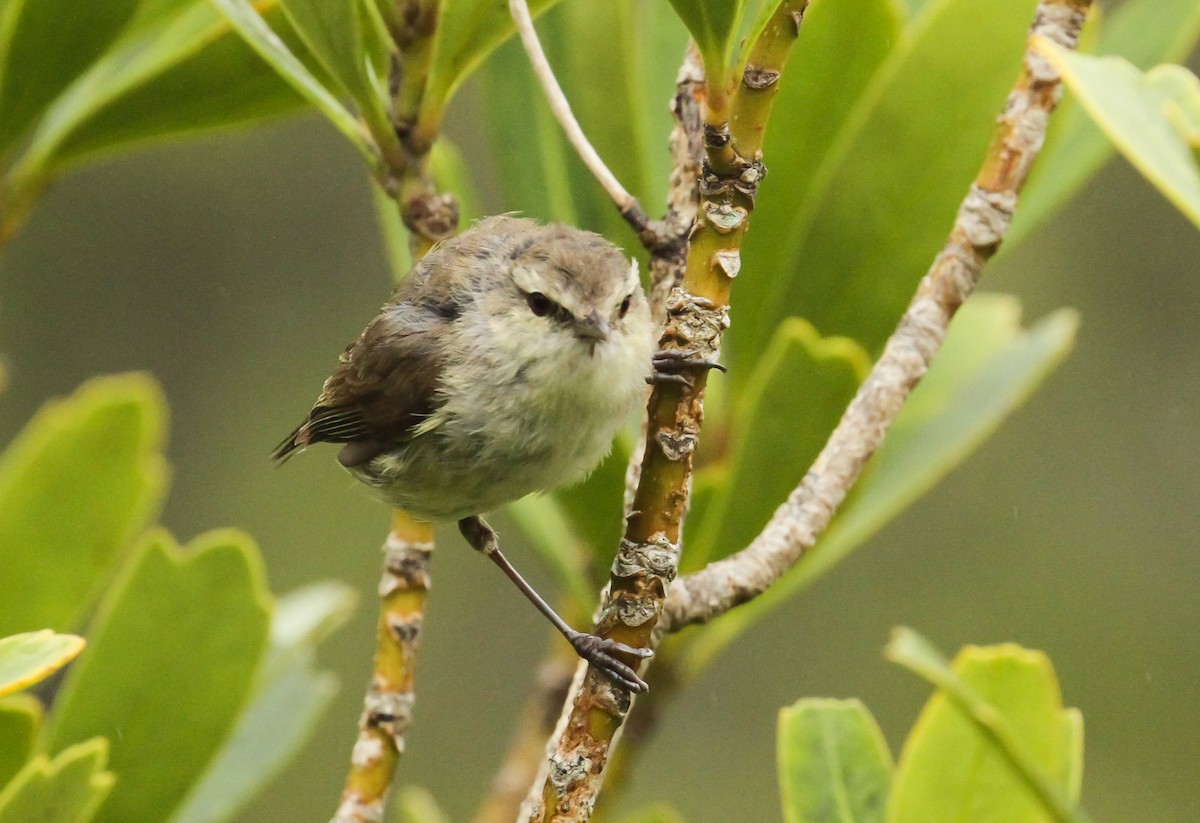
[
  {"left": 332, "top": 510, "right": 433, "bottom": 823},
  {"left": 661, "top": 0, "right": 1093, "bottom": 633},
  {"left": 521, "top": 4, "right": 810, "bottom": 820}
]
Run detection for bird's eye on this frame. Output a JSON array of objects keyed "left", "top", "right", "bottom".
[
  {"left": 526, "top": 292, "right": 553, "bottom": 317},
  {"left": 618, "top": 295, "right": 632, "bottom": 318}
]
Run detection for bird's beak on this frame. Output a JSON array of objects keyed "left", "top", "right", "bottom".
[{"left": 573, "top": 311, "right": 610, "bottom": 343}]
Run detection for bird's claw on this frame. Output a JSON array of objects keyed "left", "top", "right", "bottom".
[
  {"left": 647, "top": 348, "right": 726, "bottom": 387},
  {"left": 568, "top": 631, "right": 652, "bottom": 693}
]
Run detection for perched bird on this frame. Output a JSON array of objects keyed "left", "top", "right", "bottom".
[{"left": 275, "top": 216, "right": 658, "bottom": 691}]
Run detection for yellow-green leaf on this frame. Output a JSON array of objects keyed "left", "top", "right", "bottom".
[
  {"left": 778, "top": 698, "right": 893, "bottom": 823},
  {"left": 0, "top": 631, "right": 85, "bottom": 698},
  {"left": 45, "top": 530, "right": 272, "bottom": 823},
  {"left": 168, "top": 581, "right": 353, "bottom": 823},
  {"left": 0, "top": 695, "right": 42, "bottom": 789},
  {"left": 208, "top": 0, "right": 380, "bottom": 173},
  {"left": 0, "top": 738, "right": 114, "bottom": 823},
  {"left": 1013, "top": 0, "right": 1200, "bottom": 244},
  {"left": 885, "top": 629, "right": 1090, "bottom": 823},
  {"left": 0, "top": 374, "right": 167, "bottom": 637},
  {"left": 1034, "top": 41, "right": 1200, "bottom": 231}
]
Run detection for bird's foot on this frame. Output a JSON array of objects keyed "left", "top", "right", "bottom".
[
  {"left": 567, "top": 630, "right": 652, "bottom": 693},
  {"left": 647, "top": 348, "right": 726, "bottom": 388}
]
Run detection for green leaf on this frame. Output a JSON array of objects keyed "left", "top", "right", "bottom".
[
  {"left": 753, "top": 0, "right": 903, "bottom": 232},
  {"left": 479, "top": 0, "right": 685, "bottom": 248},
  {"left": 420, "top": 0, "right": 561, "bottom": 128},
  {"left": 683, "top": 295, "right": 1078, "bottom": 674},
  {"left": 45, "top": 530, "right": 272, "bottom": 823},
  {"left": 47, "top": 4, "right": 309, "bottom": 171},
  {"left": 395, "top": 786, "right": 450, "bottom": 823},
  {"left": 1013, "top": 0, "right": 1200, "bottom": 244},
  {"left": 1033, "top": 42, "right": 1200, "bottom": 231},
  {"left": 0, "top": 695, "right": 42, "bottom": 789},
  {"left": 507, "top": 495, "right": 594, "bottom": 615},
  {"left": 208, "top": 0, "right": 381, "bottom": 173},
  {"left": 0, "top": 373, "right": 167, "bottom": 637},
  {"left": 619, "top": 804, "right": 687, "bottom": 823},
  {"left": 734, "top": 0, "right": 1039, "bottom": 362},
  {"left": 0, "top": 0, "right": 138, "bottom": 157},
  {"left": 884, "top": 629, "right": 1090, "bottom": 823},
  {"left": 666, "top": 0, "right": 745, "bottom": 87},
  {"left": 168, "top": 582, "right": 353, "bottom": 823},
  {"left": 275, "top": 0, "right": 393, "bottom": 139},
  {"left": 777, "top": 698, "right": 893, "bottom": 823},
  {"left": 684, "top": 319, "right": 868, "bottom": 573},
  {"left": 0, "top": 632, "right": 85, "bottom": 698},
  {"left": 267, "top": 581, "right": 358, "bottom": 650},
  {"left": 0, "top": 738, "right": 114, "bottom": 823}
]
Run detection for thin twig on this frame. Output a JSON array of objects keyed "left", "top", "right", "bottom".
[
  {"left": 507, "top": 0, "right": 655, "bottom": 239},
  {"left": 661, "top": 0, "right": 1094, "bottom": 633}
]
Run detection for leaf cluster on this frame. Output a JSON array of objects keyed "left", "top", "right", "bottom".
[{"left": 0, "top": 374, "right": 355, "bottom": 823}]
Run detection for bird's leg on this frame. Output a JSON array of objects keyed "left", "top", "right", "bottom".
[
  {"left": 458, "top": 516, "right": 651, "bottom": 692},
  {"left": 647, "top": 348, "right": 726, "bottom": 388}
]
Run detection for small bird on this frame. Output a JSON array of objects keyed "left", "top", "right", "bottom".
[{"left": 275, "top": 216, "right": 657, "bottom": 691}]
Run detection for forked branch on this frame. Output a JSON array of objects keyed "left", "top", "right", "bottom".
[{"left": 662, "top": 0, "right": 1094, "bottom": 631}]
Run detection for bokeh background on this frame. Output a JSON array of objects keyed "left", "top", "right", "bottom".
[{"left": 1, "top": 19, "right": 1197, "bottom": 823}]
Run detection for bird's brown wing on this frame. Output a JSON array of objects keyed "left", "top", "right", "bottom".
[{"left": 274, "top": 264, "right": 462, "bottom": 467}]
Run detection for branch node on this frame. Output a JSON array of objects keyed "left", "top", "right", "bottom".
[{"left": 742, "top": 65, "right": 781, "bottom": 90}]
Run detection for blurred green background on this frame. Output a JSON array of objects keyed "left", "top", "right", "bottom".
[{"left": 1, "top": 36, "right": 1198, "bottom": 823}]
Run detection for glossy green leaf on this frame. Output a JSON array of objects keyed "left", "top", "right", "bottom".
[
  {"left": 1034, "top": 42, "right": 1200, "bottom": 231},
  {"left": 208, "top": 0, "right": 380, "bottom": 172},
  {"left": 684, "top": 319, "right": 868, "bottom": 573},
  {"left": 0, "top": 695, "right": 42, "bottom": 789},
  {"left": 1013, "top": 0, "right": 1200, "bottom": 245},
  {"left": 169, "top": 582, "right": 353, "bottom": 823},
  {"left": 275, "top": 0, "right": 392, "bottom": 139},
  {"left": 45, "top": 530, "right": 272, "bottom": 823},
  {"left": 754, "top": 0, "right": 903, "bottom": 218},
  {"left": 48, "top": 4, "right": 309, "bottom": 171},
  {"left": 0, "top": 738, "right": 114, "bottom": 823},
  {"left": 395, "top": 786, "right": 450, "bottom": 823},
  {"left": 420, "top": 0, "right": 561, "bottom": 128},
  {"left": 683, "top": 295, "right": 1078, "bottom": 674},
  {"left": 0, "top": 374, "right": 167, "bottom": 637},
  {"left": 734, "top": 0, "right": 1039, "bottom": 362},
  {"left": 778, "top": 698, "right": 893, "bottom": 823},
  {"left": 885, "top": 629, "right": 1090, "bottom": 823},
  {"left": 0, "top": 632, "right": 85, "bottom": 698},
  {"left": 666, "top": 0, "right": 744, "bottom": 85},
  {"left": 0, "top": 0, "right": 138, "bottom": 156}
]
